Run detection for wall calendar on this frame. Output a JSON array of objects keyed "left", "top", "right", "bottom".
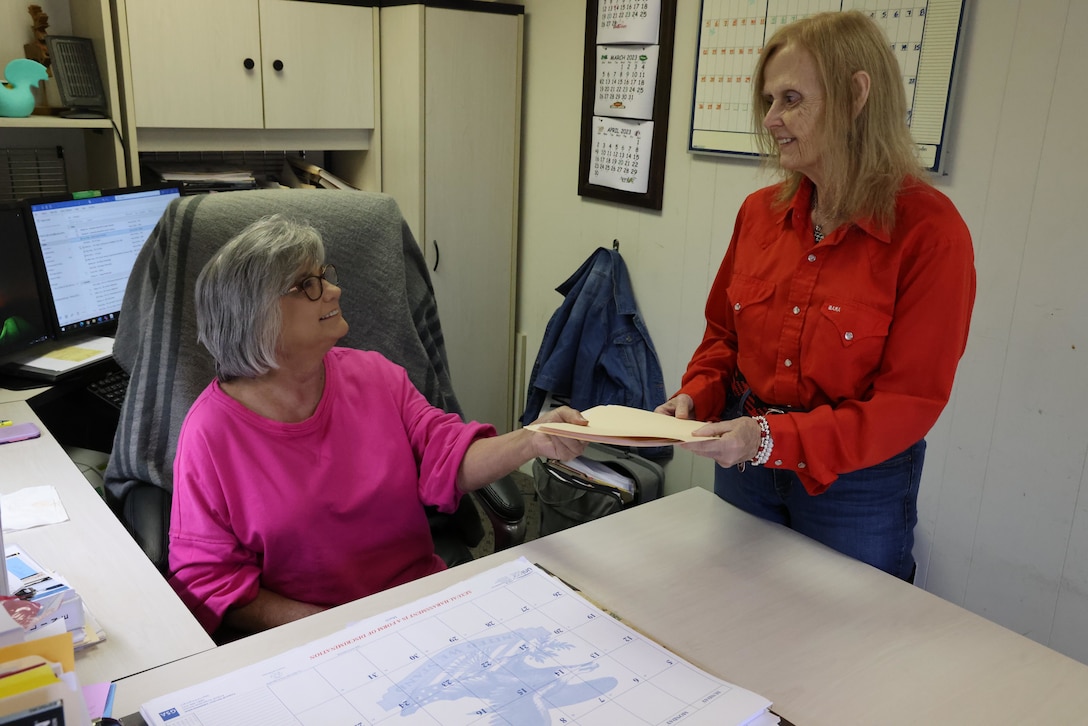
[
  {"left": 689, "top": 0, "right": 967, "bottom": 172},
  {"left": 579, "top": 0, "right": 678, "bottom": 210}
]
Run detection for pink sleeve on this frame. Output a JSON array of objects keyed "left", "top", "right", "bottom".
[
  {"left": 167, "top": 407, "right": 261, "bottom": 634},
  {"left": 390, "top": 366, "right": 495, "bottom": 513}
]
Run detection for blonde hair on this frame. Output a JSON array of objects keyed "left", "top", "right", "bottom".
[{"left": 751, "top": 11, "right": 924, "bottom": 231}]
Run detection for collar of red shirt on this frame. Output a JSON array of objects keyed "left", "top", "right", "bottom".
[{"left": 776, "top": 176, "right": 894, "bottom": 245}]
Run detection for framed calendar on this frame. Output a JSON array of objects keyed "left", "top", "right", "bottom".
[
  {"left": 578, "top": 0, "right": 678, "bottom": 210},
  {"left": 688, "top": 0, "right": 968, "bottom": 173}
]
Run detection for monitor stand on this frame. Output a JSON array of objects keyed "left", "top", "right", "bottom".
[{"left": 59, "top": 107, "right": 107, "bottom": 119}]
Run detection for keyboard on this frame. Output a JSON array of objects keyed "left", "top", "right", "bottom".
[{"left": 86, "top": 368, "right": 130, "bottom": 410}]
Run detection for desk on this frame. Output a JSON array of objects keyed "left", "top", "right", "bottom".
[
  {"left": 0, "top": 358, "right": 124, "bottom": 454},
  {"left": 0, "top": 400, "right": 215, "bottom": 684},
  {"left": 112, "top": 487, "right": 1088, "bottom": 725},
  {"left": 0, "top": 384, "right": 47, "bottom": 405}
]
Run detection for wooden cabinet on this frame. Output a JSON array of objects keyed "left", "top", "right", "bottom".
[
  {"left": 380, "top": 3, "right": 523, "bottom": 433},
  {"left": 115, "top": 0, "right": 376, "bottom": 168},
  {"left": 123, "top": 0, "right": 373, "bottom": 131}
]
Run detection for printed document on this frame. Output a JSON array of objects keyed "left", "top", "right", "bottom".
[{"left": 140, "top": 557, "right": 774, "bottom": 726}]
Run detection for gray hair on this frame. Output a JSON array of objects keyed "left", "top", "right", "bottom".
[{"left": 194, "top": 214, "right": 325, "bottom": 380}]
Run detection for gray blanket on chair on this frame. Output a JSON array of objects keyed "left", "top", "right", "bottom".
[{"left": 103, "top": 189, "right": 460, "bottom": 504}]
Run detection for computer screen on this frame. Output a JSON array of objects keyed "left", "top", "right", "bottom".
[
  {"left": 26, "top": 185, "right": 180, "bottom": 338},
  {"left": 0, "top": 203, "right": 51, "bottom": 360}
]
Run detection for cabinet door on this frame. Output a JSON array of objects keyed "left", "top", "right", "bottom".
[
  {"left": 424, "top": 8, "right": 521, "bottom": 432},
  {"left": 125, "top": 0, "right": 264, "bottom": 128},
  {"left": 258, "top": 0, "right": 374, "bottom": 130}
]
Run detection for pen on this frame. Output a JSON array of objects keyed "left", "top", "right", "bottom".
[{"left": 0, "top": 420, "right": 12, "bottom": 427}]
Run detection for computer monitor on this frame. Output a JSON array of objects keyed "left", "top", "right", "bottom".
[
  {"left": 0, "top": 202, "right": 52, "bottom": 361},
  {"left": 25, "top": 185, "right": 180, "bottom": 339}
]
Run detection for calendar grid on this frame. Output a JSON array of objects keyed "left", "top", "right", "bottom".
[
  {"left": 579, "top": 0, "right": 678, "bottom": 210},
  {"left": 140, "top": 559, "right": 774, "bottom": 725},
  {"left": 688, "top": 0, "right": 967, "bottom": 171}
]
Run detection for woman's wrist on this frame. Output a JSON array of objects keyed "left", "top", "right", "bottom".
[{"left": 749, "top": 415, "right": 774, "bottom": 466}]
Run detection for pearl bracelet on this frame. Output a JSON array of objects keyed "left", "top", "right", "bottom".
[{"left": 750, "top": 415, "right": 774, "bottom": 466}]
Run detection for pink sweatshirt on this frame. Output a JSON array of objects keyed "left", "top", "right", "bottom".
[{"left": 167, "top": 347, "right": 494, "bottom": 633}]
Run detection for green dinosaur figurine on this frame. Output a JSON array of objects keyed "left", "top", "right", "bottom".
[{"left": 0, "top": 58, "right": 49, "bottom": 117}]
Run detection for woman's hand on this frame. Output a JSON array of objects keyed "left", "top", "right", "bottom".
[
  {"left": 680, "top": 416, "right": 763, "bottom": 468},
  {"left": 458, "top": 406, "right": 588, "bottom": 492},
  {"left": 655, "top": 393, "right": 695, "bottom": 419},
  {"left": 528, "top": 405, "right": 588, "bottom": 461}
]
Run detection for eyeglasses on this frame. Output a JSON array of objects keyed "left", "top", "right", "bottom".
[{"left": 283, "top": 264, "right": 338, "bottom": 301}]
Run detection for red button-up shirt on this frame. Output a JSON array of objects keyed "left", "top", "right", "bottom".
[{"left": 679, "top": 177, "right": 976, "bottom": 494}]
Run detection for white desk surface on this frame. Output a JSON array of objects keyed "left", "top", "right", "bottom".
[
  {"left": 0, "top": 384, "right": 49, "bottom": 405},
  {"left": 112, "top": 486, "right": 1088, "bottom": 725},
  {"left": 0, "top": 400, "right": 215, "bottom": 685}
]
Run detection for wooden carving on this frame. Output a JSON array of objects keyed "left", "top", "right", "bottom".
[{"left": 24, "top": 5, "right": 52, "bottom": 74}]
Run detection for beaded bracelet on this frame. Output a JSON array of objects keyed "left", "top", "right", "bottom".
[{"left": 750, "top": 415, "right": 774, "bottom": 466}]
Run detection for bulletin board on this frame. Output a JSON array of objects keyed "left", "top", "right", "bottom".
[
  {"left": 578, "top": 0, "right": 678, "bottom": 210},
  {"left": 689, "top": 0, "right": 968, "bottom": 173}
]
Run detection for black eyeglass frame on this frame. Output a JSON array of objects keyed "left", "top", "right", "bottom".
[{"left": 283, "top": 264, "right": 338, "bottom": 301}]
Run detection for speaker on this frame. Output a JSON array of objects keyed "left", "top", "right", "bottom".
[{"left": 45, "top": 35, "right": 107, "bottom": 119}]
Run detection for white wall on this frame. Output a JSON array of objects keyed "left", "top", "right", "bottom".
[
  {"left": 0, "top": 1, "right": 71, "bottom": 60},
  {"left": 515, "top": 0, "right": 1088, "bottom": 664}
]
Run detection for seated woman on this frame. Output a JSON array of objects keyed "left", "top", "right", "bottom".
[{"left": 168, "top": 214, "right": 587, "bottom": 636}]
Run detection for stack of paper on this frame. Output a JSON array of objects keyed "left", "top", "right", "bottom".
[
  {"left": 5, "top": 547, "right": 82, "bottom": 637},
  {"left": 145, "top": 162, "right": 258, "bottom": 194},
  {"left": 4, "top": 546, "right": 104, "bottom": 651},
  {"left": 548, "top": 456, "right": 637, "bottom": 501},
  {"left": 140, "top": 558, "right": 776, "bottom": 725}
]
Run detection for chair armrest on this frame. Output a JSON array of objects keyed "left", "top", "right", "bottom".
[
  {"left": 119, "top": 483, "right": 172, "bottom": 573},
  {"left": 473, "top": 474, "right": 527, "bottom": 551}
]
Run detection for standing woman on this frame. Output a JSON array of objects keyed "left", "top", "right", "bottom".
[{"left": 657, "top": 11, "right": 975, "bottom": 580}]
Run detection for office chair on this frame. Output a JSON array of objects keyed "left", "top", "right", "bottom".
[{"left": 102, "top": 189, "right": 525, "bottom": 574}]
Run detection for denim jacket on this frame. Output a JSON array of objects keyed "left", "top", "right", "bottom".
[{"left": 521, "top": 247, "right": 667, "bottom": 432}]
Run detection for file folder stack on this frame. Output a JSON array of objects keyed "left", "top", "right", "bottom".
[
  {"left": 0, "top": 633, "right": 89, "bottom": 725},
  {"left": 549, "top": 455, "right": 637, "bottom": 502}
]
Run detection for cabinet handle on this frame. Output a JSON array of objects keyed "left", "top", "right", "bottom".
[
  {"left": 243, "top": 58, "right": 255, "bottom": 70},
  {"left": 432, "top": 240, "right": 440, "bottom": 272},
  {"left": 272, "top": 59, "right": 284, "bottom": 72}
]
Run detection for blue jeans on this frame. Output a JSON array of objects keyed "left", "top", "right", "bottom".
[{"left": 714, "top": 440, "right": 925, "bottom": 581}]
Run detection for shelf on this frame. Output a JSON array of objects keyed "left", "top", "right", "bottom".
[{"left": 0, "top": 116, "right": 113, "bottom": 130}]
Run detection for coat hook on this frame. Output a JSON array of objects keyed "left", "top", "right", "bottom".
[{"left": 612, "top": 239, "right": 620, "bottom": 251}]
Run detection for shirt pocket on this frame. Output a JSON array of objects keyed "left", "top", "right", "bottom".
[
  {"left": 726, "top": 275, "right": 775, "bottom": 347},
  {"left": 726, "top": 275, "right": 779, "bottom": 372},
  {"left": 808, "top": 299, "right": 892, "bottom": 399}
]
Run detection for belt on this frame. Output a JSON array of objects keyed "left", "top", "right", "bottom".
[{"left": 723, "top": 370, "right": 804, "bottom": 419}]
